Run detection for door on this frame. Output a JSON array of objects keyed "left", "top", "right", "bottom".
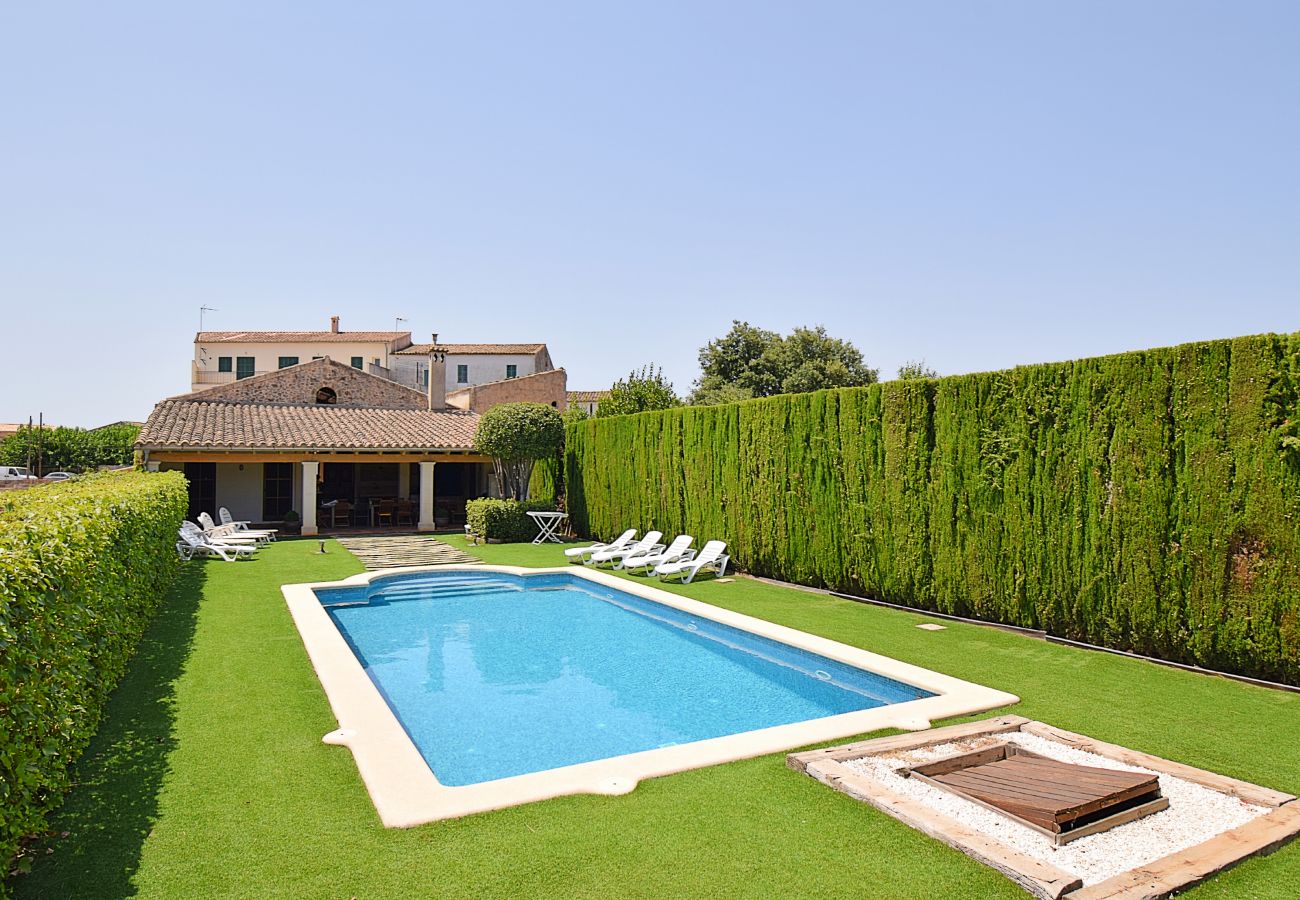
[{"left": 184, "top": 462, "right": 217, "bottom": 520}]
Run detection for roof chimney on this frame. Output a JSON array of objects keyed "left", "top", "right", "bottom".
[
  {"left": 330, "top": 315, "right": 340, "bottom": 334},
  {"left": 427, "top": 338, "right": 446, "bottom": 411}
]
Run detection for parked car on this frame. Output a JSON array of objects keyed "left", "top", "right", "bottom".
[
  {"left": 0, "top": 465, "right": 36, "bottom": 481},
  {"left": 43, "top": 471, "right": 76, "bottom": 481}
]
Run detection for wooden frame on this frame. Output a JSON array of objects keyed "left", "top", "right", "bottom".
[{"left": 788, "top": 716, "right": 1300, "bottom": 900}]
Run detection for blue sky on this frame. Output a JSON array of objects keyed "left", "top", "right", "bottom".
[{"left": 2, "top": 2, "right": 1297, "bottom": 425}]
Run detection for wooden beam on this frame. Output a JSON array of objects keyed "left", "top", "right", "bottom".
[
  {"left": 148, "top": 451, "right": 491, "bottom": 464},
  {"left": 787, "top": 715, "right": 1030, "bottom": 773}
]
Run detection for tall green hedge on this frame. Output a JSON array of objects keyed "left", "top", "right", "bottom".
[
  {"left": 0, "top": 470, "right": 188, "bottom": 878},
  {"left": 565, "top": 333, "right": 1300, "bottom": 685}
]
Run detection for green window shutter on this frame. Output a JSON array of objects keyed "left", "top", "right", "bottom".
[
  {"left": 236, "top": 357, "right": 255, "bottom": 379},
  {"left": 217, "top": 357, "right": 232, "bottom": 373},
  {"left": 351, "top": 357, "right": 363, "bottom": 369},
  {"left": 457, "top": 364, "right": 468, "bottom": 383},
  {"left": 506, "top": 364, "right": 517, "bottom": 379},
  {"left": 278, "top": 356, "right": 299, "bottom": 369}
]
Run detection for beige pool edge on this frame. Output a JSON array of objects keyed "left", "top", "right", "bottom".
[{"left": 282, "top": 564, "right": 1020, "bottom": 827}]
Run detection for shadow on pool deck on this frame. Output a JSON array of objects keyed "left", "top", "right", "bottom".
[{"left": 12, "top": 563, "right": 206, "bottom": 899}]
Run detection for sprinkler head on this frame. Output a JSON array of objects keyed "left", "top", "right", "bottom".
[{"left": 318, "top": 540, "right": 326, "bottom": 554}]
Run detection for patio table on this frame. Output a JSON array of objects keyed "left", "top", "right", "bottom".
[{"left": 526, "top": 511, "right": 568, "bottom": 544}]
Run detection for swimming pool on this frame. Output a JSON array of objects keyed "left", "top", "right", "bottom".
[{"left": 285, "top": 566, "right": 1018, "bottom": 826}]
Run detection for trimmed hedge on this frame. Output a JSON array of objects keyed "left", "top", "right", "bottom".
[
  {"left": 565, "top": 332, "right": 1300, "bottom": 684},
  {"left": 0, "top": 470, "right": 188, "bottom": 877},
  {"left": 466, "top": 498, "right": 557, "bottom": 542}
]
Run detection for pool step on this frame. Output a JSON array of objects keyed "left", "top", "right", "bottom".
[{"left": 369, "top": 582, "right": 523, "bottom": 604}]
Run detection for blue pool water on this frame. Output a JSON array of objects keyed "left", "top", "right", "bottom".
[{"left": 316, "top": 572, "right": 931, "bottom": 786}]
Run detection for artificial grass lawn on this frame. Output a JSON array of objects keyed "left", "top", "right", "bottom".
[{"left": 13, "top": 537, "right": 1300, "bottom": 899}]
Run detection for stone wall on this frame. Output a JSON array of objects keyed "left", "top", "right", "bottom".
[
  {"left": 445, "top": 368, "right": 567, "bottom": 413},
  {"left": 186, "top": 357, "right": 430, "bottom": 409}
]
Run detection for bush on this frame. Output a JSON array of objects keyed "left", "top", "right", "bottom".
[
  {"left": 474, "top": 403, "right": 565, "bottom": 501},
  {"left": 466, "top": 498, "right": 556, "bottom": 542},
  {"left": 0, "top": 470, "right": 188, "bottom": 877},
  {"left": 566, "top": 332, "right": 1300, "bottom": 685}
]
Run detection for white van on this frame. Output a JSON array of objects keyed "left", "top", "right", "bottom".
[{"left": 0, "top": 465, "right": 35, "bottom": 481}]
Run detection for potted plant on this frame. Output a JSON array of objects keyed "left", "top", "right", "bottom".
[{"left": 282, "top": 509, "right": 301, "bottom": 535}]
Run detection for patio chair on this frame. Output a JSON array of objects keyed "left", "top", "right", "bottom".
[
  {"left": 621, "top": 534, "right": 694, "bottom": 574},
  {"left": 654, "top": 540, "right": 729, "bottom": 583},
  {"left": 195, "top": 514, "right": 264, "bottom": 544},
  {"left": 589, "top": 531, "right": 664, "bottom": 567},
  {"left": 375, "top": 499, "right": 396, "bottom": 527},
  {"left": 177, "top": 525, "right": 257, "bottom": 562},
  {"left": 331, "top": 500, "right": 352, "bottom": 527},
  {"left": 564, "top": 529, "right": 636, "bottom": 563},
  {"left": 395, "top": 499, "right": 414, "bottom": 526},
  {"left": 219, "top": 507, "right": 278, "bottom": 540}
]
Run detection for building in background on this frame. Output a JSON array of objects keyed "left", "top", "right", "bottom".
[{"left": 566, "top": 391, "right": 610, "bottom": 416}]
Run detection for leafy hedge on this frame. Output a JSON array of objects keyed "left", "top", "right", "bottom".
[
  {"left": 0, "top": 470, "right": 188, "bottom": 877},
  {"left": 466, "top": 498, "right": 557, "bottom": 542},
  {"left": 565, "top": 332, "right": 1300, "bottom": 685}
]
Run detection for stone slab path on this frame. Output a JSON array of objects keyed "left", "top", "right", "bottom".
[{"left": 334, "top": 534, "right": 481, "bottom": 570}]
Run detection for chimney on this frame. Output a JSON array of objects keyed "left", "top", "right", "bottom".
[
  {"left": 427, "top": 333, "right": 446, "bottom": 410},
  {"left": 330, "top": 315, "right": 340, "bottom": 334}
]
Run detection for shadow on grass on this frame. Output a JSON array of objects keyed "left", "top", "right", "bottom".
[{"left": 11, "top": 562, "right": 207, "bottom": 899}]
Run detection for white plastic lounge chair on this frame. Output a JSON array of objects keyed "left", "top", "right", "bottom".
[
  {"left": 219, "top": 507, "right": 277, "bottom": 540},
  {"left": 184, "top": 520, "right": 261, "bottom": 548},
  {"left": 177, "top": 526, "right": 256, "bottom": 562},
  {"left": 654, "top": 540, "right": 729, "bottom": 583},
  {"left": 197, "top": 513, "right": 268, "bottom": 544},
  {"left": 621, "top": 534, "right": 694, "bottom": 574},
  {"left": 589, "top": 531, "right": 663, "bottom": 567},
  {"left": 564, "top": 529, "right": 636, "bottom": 563}
]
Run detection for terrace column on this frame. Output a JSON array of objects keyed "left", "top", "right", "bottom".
[
  {"left": 302, "top": 461, "right": 319, "bottom": 536},
  {"left": 418, "top": 461, "right": 436, "bottom": 532}
]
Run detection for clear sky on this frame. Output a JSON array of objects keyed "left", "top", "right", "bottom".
[{"left": 2, "top": 2, "right": 1297, "bottom": 426}]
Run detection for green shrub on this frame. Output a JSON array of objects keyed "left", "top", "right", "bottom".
[
  {"left": 0, "top": 470, "right": 188, "bottom": 878},
  {"left": 474, "top": 403, "right": 565, "bottom": 501},
  {"left": 566, "top": 332, "right": 1300, "bottom": 685},
  {"left": 466, "top": 498, "right": 556, "bottom": 542}
]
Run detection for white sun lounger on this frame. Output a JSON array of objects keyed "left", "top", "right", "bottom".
[
  {"left": 654, "top": 540, "right": 729, "bottom": 583},
  {"left": 564, "top": 529, "right": 636, "bottom": 563},
  {"left": 219, "top": 507, "right": 278, "bottom": 540},
  {"left": 589, "top": 531, "right": 663, "bottom": 567},
  {"left": 177, "top": 526, "right": 257, "bottom": 562},
  {"left": 197, "top": 513, "right": 270, "bottom": 544},
  {"left": 621, "top": 534, "right": 694, "bottom": 574}
]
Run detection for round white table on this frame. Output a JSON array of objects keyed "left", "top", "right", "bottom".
[{"left": 526, "top": 511, "right": 568, "bottom": 544}]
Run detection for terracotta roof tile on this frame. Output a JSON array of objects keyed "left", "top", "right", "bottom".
[
  {"left": 396, "top": 343, "right": 546, "bottom": 355},
  {"left": 196, "top": 331, "right": 412, "bottom": 344},
  {"left": 567, "top": 390, "right": 609, "bottom": 402},
  {"left": 138, "top": 400, "right": 479, "bottom": 451}
]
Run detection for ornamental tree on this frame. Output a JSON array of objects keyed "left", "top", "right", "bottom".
[{"left": 473, "top": 402, "right": 565, "bottom": 501}]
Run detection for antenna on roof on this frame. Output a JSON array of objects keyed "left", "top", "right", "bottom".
[
  {"left": 396, "top": 316, "right": 408, "bottom": 332},
  {"left": 199, "top": 305, "right": 219, "bottom": 331}
]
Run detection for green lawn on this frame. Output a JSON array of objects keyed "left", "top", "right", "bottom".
[{"left": 12, "top": 536, "right": 1300, "bottom": 899}]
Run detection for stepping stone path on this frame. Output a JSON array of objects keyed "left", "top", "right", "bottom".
[{"left": 334, "top": 535, "right": 481, "bottom": 570}]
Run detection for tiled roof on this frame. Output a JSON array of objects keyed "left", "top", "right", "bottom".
[
  {"left": 196, "top": 331, "right": 412, "bottom": 344},
  {"left": 138, "top": 400, "right": 479, "bottom": 451},
  {"left": 567, "top": 390, "right": 609, "bottom": 402},
  {"left": 396, "top": 343, "right": 547, "bottom": 355}
]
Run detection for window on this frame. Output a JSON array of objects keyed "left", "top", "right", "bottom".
[
  {"left": 315, "top": 386, "right": 338, "bottom": 404},
  {"left": 457, "top": 364, "right": 468, "bottom": 383},
  {"left": 262, "top": 463, "right": 293, "bottom": 520},
  {"left": 183, "top": 462, "right": 216, "bottom": 520},
  {"left": 278, "top": 356, "right": 299, "bottom": 369},
  {"left": 217, "top": 356, "right": 232, "bottom": 373},
  {"left": 236, "top": 357, "right": 255, "bottom": 379},
  {"left": 506, "top": 364, "right": 517, "bottom": 379},
  {"left": 351, "top": 357, "right": 363, "bottom": 369}
]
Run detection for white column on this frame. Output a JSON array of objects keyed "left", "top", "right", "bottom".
[
  {"left": 418, "top": 461, "right": 436, "bottom": 531},
  {"left": 145, "top": 460, "right": 161, "bottom": 472},
  {"left": 302, "top": 461, "right": 319, "bottom": 536}
]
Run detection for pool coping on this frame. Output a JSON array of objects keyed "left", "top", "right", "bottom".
[{"left": 282, "top": 564, "right": 1020, "bottom": 827}]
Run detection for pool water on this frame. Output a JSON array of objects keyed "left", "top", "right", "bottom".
[{"left": 318, "top": 572, "right": 931, "bottom": 786}]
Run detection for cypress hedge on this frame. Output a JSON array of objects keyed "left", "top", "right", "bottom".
[
  {"left": 565, "top": 332, "right": 1300, "bottom": 685},
  {"left": 0, "top": 470, "right": 188, "bottom": 879}
]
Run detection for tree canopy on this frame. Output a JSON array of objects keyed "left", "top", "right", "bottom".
[
  {"left": 473, "top": 403, "right": 564, "bottom": 501},
  {"left": 0, "top": 423, "right": 140, "bottom": 475},
  {"left": 896, "top": 360, "right": 939, "bottom": 380},
  {"left": 596, "top": 365, "right": 680, "bottom": 417},
  {"left": 691, "top": 321, "right": 877, "bottom": 404}
]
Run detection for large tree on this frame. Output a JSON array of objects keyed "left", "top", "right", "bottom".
[
  {"left": 596, "top": 365, "right": 680, "bottom": 417},
  {"left": 691, "top": 321, "right": 877, "bottom": 404},
  {"left": 473, "top": 403, "right": 564, "bottom": 501}
]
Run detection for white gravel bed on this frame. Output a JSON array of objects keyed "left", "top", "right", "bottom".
[{"left": 841, "top": 731, "right": 1267, "bottom": 885}]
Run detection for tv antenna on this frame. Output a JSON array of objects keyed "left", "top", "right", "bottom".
[
  {"left": 200, "top": 305, "right": 219, "bottom": 331},
  {"left": 395, "top": 315, "right": 408, "bottom": 332}
]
